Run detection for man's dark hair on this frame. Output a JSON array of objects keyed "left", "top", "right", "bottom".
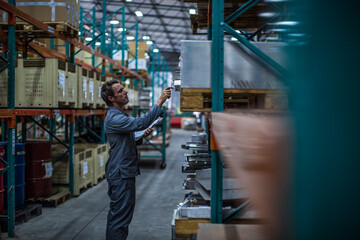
[{"left": 101, "top": 80, "right": 120, "bottom": 106}]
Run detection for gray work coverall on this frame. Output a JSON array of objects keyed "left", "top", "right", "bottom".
[{"left": 104, "top": 105, "right": 163, "bottom": 240}]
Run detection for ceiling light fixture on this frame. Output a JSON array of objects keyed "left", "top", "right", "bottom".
[
  {"left": 189, "top": 9, "right": 196, "bottom": 15},
  {"left": 146, "top": 41, "right": 153, "bottom": 45},
  {"left": 95, "top": 42, "right": 101, "bottom": 46},
  {"left": 110, "top": 19, "right": 119, "bottom": 25},
  {"left": 258, "top": 12, "right": 277, "bottom": 18},
  {"left": 127, "top": 36, "right": 135, "bottom": 41},
  {"left": 135, "top": 11, "right": 143, "bottom": 17},
  {"left": 85, "top": 37, "right": 92, "bottom": 41},
  {"left": 142, "top": 36, "right": 150, "bottom": 40},
  {"left": 276, "top": 21, "right": 299, "bottom": 26},
  {"left": 117, "top": 27, "right": 126, "bottom": 32},
  {"left": 153, "top": 49, "right": 159, "bottom": 53}
]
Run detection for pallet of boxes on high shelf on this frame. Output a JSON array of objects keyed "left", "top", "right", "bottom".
[
  {"left": 51, "top": 144, "right": 93, "bottom": 196},
  {"left": 0, "top": 58, "right": 77, "bottom": 108},
  {"left": 0, "top": 0, "right": 80, "bottom": 37},
  {"left": 179, "top": 40, "right": 288, "bottom": 112}
]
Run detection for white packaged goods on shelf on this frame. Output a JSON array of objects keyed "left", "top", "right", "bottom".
[
  {"left": 75, "top": 143, "right": 108, "bottom": 185},
  {"left": 0, "top": 59, "right": 77, "bottom": 108},
  {"left": 77, "top": 67, "right": 90, "bottom": 108},
  {"left": 113, "top": 50, "right": 128, "bottom": 61},
  {"left": 66, "top": 62, "right": 78, "bottom": 104},
  {"left": 51, "top": 144, "right": 94, "bottom": 196},
  {"left": 180, "top": 40, "right": 287, "bottom": 90},
  {"left": 128, "top": 59, "right": 147, "bottom": 70}
]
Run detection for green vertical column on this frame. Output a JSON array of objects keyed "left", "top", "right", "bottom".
[
  {"left": 162, "top": 107, "right": 166, "bottom": 166},
  {"left": 6, "top": 125, "right": 15, "bottom": 237},
  {"left": 161, "top": 58, "right": 165, "bottom": 89},
  {"left": 101, "top": 0, "right": 107, "bottom": 76},
  {"left": 135, "top": 24, "right": 139, "bottom": 74},
  {"left": 81, "top": 116, "right": 86, "bottom": 134},
  {"left": 53, "top": 116, "right": 57, "bottom": 137},
  {"left": 92, "top": 7, "right": 96, "bottom": 67},
  {"left": 91, "top": 116, "right": 95, "bottom": 129},
  {"left": 69, "top": 114, "right": 75, "bottom": 196},
  {"left": 49, "top": 117, "right": 53, "bottom": 143},
  {"left": 121, "top": 8, "right": 126, "bottom": 82},
  {"left": 211, "top": 0, "right": 224, "bottom": 224},
  {"left": 7, "top": 1, "right": 16, "bottom": 236},
  {"left": 156, "top": 54, "right": 161, "bottom": 86},
  {"left": 151, "top": 53, "right": 156, "bottom": 106},
  {"left": 133, "top": 106, "right": 137, "bottom": 118},
  {"left": 50, "top": 39, "right": 54, "bottom": 50},
  {"left": 1, "top": 120, "right": 6, "bottom": 141},
  {"left": 65, "top": 116, "right": 69, "bottom": 143},
  {"left": 290, "top": 1, "right": 360, "bottom": 239},
  {"left": 134, "top": 24, "right": 139, "bottom": 88},
  {"left": 110, "top": 24, "right": 114, "bottom": 74},
  {"left": 65, "top": 42, "right": 69, "bottom": 57},
  {"left": 33, "top": 116, "right": 36, "bottom": 138},
  {"left": 79, "top": 7, "right": 83, "bottom": 39}
]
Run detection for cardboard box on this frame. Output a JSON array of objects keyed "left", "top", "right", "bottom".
[
  {"left": 1, "top": 0, "right": 80, "bottom": 29},
  {"left": 129, "top": 41, "right": 148, "bottom": 59}
]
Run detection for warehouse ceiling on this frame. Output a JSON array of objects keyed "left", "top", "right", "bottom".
[
  {"left": 80, "top": 0, "right": 207, "bottom": 72},
  {"left": 80, "top": 0, "right": 292, "bottom": 72}
]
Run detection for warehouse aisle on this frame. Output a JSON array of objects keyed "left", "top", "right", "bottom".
[{"left": 8, "top": 128, "right": 192, "bottom": 240}]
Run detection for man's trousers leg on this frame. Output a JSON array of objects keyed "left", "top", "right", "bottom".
[{"left": 106, "top": 177, "right": 136, "bottom": 240}]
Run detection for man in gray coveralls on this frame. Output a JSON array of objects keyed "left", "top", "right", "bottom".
[{"left": 101, "top": 79, "right": 172, "bottom": 240}]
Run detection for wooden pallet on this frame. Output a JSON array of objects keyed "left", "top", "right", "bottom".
[
  {"left": 78, "top": 182, "right": 94, "bottom": 195},
  {"left": 27, "top": 191, "right": 71, "bottom": 208},
  {"left": 0, "top": 204, "right": 42, "bottom": 232},
  {"left": 180, "top": 88, "right": 288, "bottom": 112},
  {"left": 0, "top": 21, "right": 79, "bottom": 38}
]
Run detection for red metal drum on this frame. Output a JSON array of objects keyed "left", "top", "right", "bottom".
[
  {"left": 25, "top": 142, "right": 53, "bottom": 199},
  {"left": 0, "top": 145, "right": 5, "bottom": 214}
]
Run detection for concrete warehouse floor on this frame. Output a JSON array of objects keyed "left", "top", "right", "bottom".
[{"left": 3, "top": 129, "right": 193, "bottom": 240}]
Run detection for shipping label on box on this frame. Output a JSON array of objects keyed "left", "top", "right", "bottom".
[
  {"left": 100, "top": 155, "right": 104, "bottom": 167},
  {"left": 58, "top": 72, "right": 66, "bottom": 97},
  {"left": 83, "top": 161, "right": 88, "bottom": 175},
  {"left": 89, "top": 81, "right": 94, "bottom": 101}
]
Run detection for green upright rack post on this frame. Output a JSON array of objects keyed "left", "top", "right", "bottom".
[
  {"left": 101, "top": 0, "right": 107, "bottom": 76},
  {"left": 69, "top": 114, "right": 75, "bottom": 196},
  {"left": 110, "top": 24, "right": 114, "bottom": 74},
  {"left": 211, "top": 0, "right": 224, "bottom": 223},
  {"left": 1, "top": 120, "right": 5, "bottom": 141},
  {"left": 121, "top": 7, "right": 126, "bottom": 82},
  {"left": 161, "top": 107, "right": 166, "bottom": 169},
  {"left": 92, "top": 7, "right": 96, "bottom": 68},
  {"left": 7, "top": 0, "right": 16, "bottom": 236},
  {"left": 151, "top": 52, "right": 156, "bottom": 106}
]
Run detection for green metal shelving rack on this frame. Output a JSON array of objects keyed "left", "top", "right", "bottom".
[
  {"left": 209, "top": 0, "right": 290, "bottom": 223},
  {"left": 0, "top": 0, "right": 146, "bottom": 237}
]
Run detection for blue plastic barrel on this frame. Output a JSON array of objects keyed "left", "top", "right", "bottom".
[{"left": 0, "top": 142, "right": 25, "bottom": 209}]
